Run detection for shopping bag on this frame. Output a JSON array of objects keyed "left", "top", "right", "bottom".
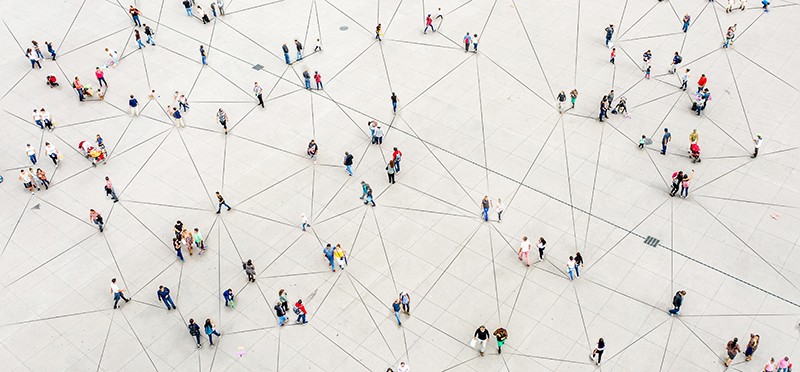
[{"left": 469, "top": 339, "right": 477, "bottom": 348}]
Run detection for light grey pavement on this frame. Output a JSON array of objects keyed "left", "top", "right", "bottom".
[{"left": 1, "top": 0, "right": 800, "bottom": 371}]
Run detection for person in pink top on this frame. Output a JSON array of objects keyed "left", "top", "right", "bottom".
[
  {"left": 764, "top": 357, "right": 776, "bottom": 372},
  {"left": 104, "top": 176, "right": 119, "bottom": 202},
  {"left": 777, "top": 357, "right": 790, "bottom": 372},
  {"left": 95, "top": 67, "right": 107, "bottom": 87},
  {"left": 424, "top": 14, "right": 435, "bottom": 33},
  {"left": 314, "top": 71, "right": 323, "bottom": 90}
]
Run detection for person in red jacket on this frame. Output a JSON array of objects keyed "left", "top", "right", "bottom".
[
  {"left": 314, "top": 71, "right": 323, "bottom": 90},
  {"left": 392, "top": 147, "right": 402, "bottom": 172},
  {"left": 424, "top": 14, "right": 435, "bottom": 34},
  {"left": 294, "top": 299, "right": 308, "bottom": 324},
  {"left": 696, "top": 74, "right": 707, "bottom": 93}
]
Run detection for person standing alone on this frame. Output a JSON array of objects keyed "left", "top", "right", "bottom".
[{"left": 668, "top": 290, "right": 686, "bottom": 315}]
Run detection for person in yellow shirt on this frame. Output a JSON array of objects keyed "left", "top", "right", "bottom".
[
  {"left": 689, "top": 129, "right": 698, "bottom": 153},
  {"left": 334, "top": 244, "right": 347, "bottom": 270}
]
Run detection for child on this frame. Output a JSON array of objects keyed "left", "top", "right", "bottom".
[
  {"left": 645, "top": 65, "right": 651, "bottom": 79},
  {"left": 610, "top": 48, "right": 616, "bottom": 64},
  {"left": 639, "top": 135, "right": 646, "bottom": 149}
]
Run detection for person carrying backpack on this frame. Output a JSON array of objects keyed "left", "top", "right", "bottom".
[{"left": 188, "top": 319, "right": 202, "bottom": 348}]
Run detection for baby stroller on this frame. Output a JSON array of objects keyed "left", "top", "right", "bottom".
[
  {"left": 88, "top": 149, "right": 106, "bottom": 166},
  {"left": 690, "top": 143, "right": 701, "bottom": 163},
  {"left": 46, "top": 75, "right": 59, "bottom": 88}
]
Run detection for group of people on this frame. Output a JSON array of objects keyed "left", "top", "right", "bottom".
[
  {"left": 322, "top": 243, "right": 348, "bottom": 272},
  {"left": 25, "top": 40, "right": 56, "bottom": 69},
  {"left": 172, "top": 220, "right": 206, "bottom": 261},
  {"left": 391, "top": 292, "right": 411, "bottom": 325},
  {"left": 725, "top": 334, "right": 789, "bottom": 371},
  {"left": 472, "top": 325, "right": 508, "bottom": 356}
]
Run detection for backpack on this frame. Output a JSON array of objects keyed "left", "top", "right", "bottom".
[
  {"left": 675, "top": 55, "right": 683, "bottom": 63},
  {"left": 188, "top": 324, "right": 199, "bottom": 336}
]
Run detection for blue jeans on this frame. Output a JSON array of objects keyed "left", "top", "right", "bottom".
[
  {"left": 305, "top": 78, "right": 310, "bottom": 89},
  {"left": 98, "top": 77, "right": 107, "bottom": 86},
  {"left": 137, "top": 39, "right": 145, "bottom": 48},
  {"left": 133, "top": 15, "right": 141, "bottom": 27},
  {"left": 278, "top": 316, "right": 287, "bottom": 326},
  {"left": 30, "top": 59, "right": 41, "bottom": 69},
  {"left": 296, "top": 51, "right": 302, "bottom": 60},
  {"left": 724, "top": 39, "right": 730, "bottom": 47},
  {"left": 163, "top": 296, "right": 176, "bottom": 309},
  {"left": 147, "top": 35, "right": 155, "bottom": 45},
  {"left": 364, "top": 195, "right": 375, "bottom": 206},
  {"left": 35, "top": 120, "right": 43, "bottom": 129},
  {"left": 207, "top": 330, "right": 220, "bottom": 344},
  {"left": 682, "top": 23, "right": 689, "bottom": 32},
  {"left": 568, "top": 268, "right": 574, "bottom": 280},
  {"left": 668, "top": 307, "right": 679, "bottom": 315},
  {"left": 77, "top": 88, "right": 85, "bottom": 101},
  {"left": 328, "top": 257, "right": 335, "bottom": 270},
  {"left": 346, "top": 165, "right": 352, "bottom": 175},
  {"left": 575, "top": 265, "right": 580, "bottom": 277},
  {"left": 661, "top": 144, "right": 667, "bottom": 154},
  {"left": 217, "top": 201, "right": 231, "bottom": 212},
  {"left": 482, "top": 208, "right": 489, "bottom": 221},
  {"left": 605, "top": 36, "right": 611, "bottom": 45},
  {"left": 186, "top": 8, "right": 192, "bottom": 16},
  {"left": 284, "top": 53, "right": 290, "bottom": 64},
  {"left": 316, "top": 81, "right": 323, "bottom": 89},
  {"left": 297, "top": 313, "right": 307, "bottom": 323},
  {"left": 301, "top": 222, "right": 309, "bottom": 231},
  {"left": 392, "top": 101, "right": 397, "bottom": 112},
  {"left": 473, "top": 43, "right": 478, "bottom": 51},
  {"left": 35, "top": 50, "right": 44, "bottom": 59},
  {"left": 394, "top": 159, "right": 400, "bottom": 172},
  {"left": 29, "top": 154, "right": 37, "bottom": 164},
  {"left": 202, "top": 55, "right": 207, "bottom": 65},
  {"left": 394, "top": 311, "right": 401, "bottom": 325},
  {"left": 424, "top": 25, "right": 435, "bottom": 33}
]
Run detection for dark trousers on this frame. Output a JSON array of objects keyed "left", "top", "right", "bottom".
[
  {"left": 105, "top": 186, "right": 119, "bottom": 201},
  {"left": 98, "top": 77, "right": 107, "bottom": 87},
  {"left": 388, "top": 173, "right": 395, "bottom": 184},
  {"left": 217, "top": 201, "right": 231, "bottom": 212},
  {"left": 753, "top": 148, "right": 759, "bottom": 158},
  {"left": 670, "top": 182, "right": 680, "bottom": 196},
  {"left": 257, "top": 93, "right": 264, "bottom": 108}
]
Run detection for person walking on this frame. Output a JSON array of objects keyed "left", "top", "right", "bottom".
[
  {"left": 323, "top": 244, "right": 336, "bottom": 271},
  {"left": 278, "top": 289, "right": 289, "bottom": 312},
  {"left": 188, "top": 319, "right": 202, "bottom": 348},
  {"left": 90, "top": 209, "right": 104, "bottom": 232},
  {"left": 217, "top": 108, "right": 228, "bottom": 134},
  {"left": 689, "top": 129, "right": 698, "bottom": 152},
  {"left": 25, "top": 144, "right": 37, "bottom": 164},
  {"left": 204, "top": 319, "right": 221, "bottom": 345},
  {"left": 314, "top": 71, "right": 323, "bottom": 89},
  {"left": 104, "top": 176, "right": 119, "bottom": 202},
  {"left": 391, "top": 92, "right": 399, "bottom": 113},
  {"left": 134, "top": 30, "right": 145, "bottom": 49},
  {"left": 19, "top": 170, "right": 36, "bottom": 194},
  {"left": 493, "top": 327, "right": 508, "bottom": 354},
  {"left": 436, "top": 7, "right": 443, "bottom": 20},
  {"left": 386, "top": 160, "right": 396, "bottom": 184},
  {"left": 105, "top": 48, "right": 119, "bottom": 65},
  {"left": 223, "top": 288, "right": 235, "bottom": 308},
  {"left": 680, "top": 170, "right": 694, "bottom": 198},
  {"left": 696, "top": 74, "right": 707, "bottom": 93},
  {"left": 557, "top": 91, "right": 566, "bottom": 112},
  {"left": 777, "top": 356, "right": 790, "bottom": 372},
  {"left": 724, "top": 337, "right": 741, "bottom": 367},
  {"left": 463, "top": 32, "right": 472, "bottom": 52},
  {"left": 215, "top": 191, "right": 231, "bottom": 213},
  {"left": 282, "top": 43, "right": 290, "bottom": 64},
  {"left": 473, "top": 325, "right": 490, "bottom": 356},
  {"left": 495, "top": 199, "right": 505, "bottom": 221},
  {"left": 26, "top": 48, "right": 42, "bottom": 69},
  {"left": 391, "top": 147, "right": 402, "bottom": 172},
  {"left": 200, "top": 45, "right": 207, "bottom": 65},
  {"left": 605, "top": 24, "right": 614, "bottom": 46},
  {"left": 172, "top": 107, "right": 185, "bottom": 127},
  {"left": 363, "top": 182, "right": 376, "bottom": 206},
  {"left": 335, "top": 244, "right": 348, "bottom": 269},
  {"left": 46, "top": 41, "right": 56, "bottom": 60},
  {"left": 129, "top": 95, "right": 139, "bottom": 116},
  {"left": 173, "top": 238, "right": 185, "bottom": 262},
  {"left": 193, "top": 228, "right": 205, "bottom": 254},
  {"left": 610, "top": 47, "right": 616, "bottom": 64},
  {"left": 343, "top": 151, "right": 354, "bottom": 176},
  {"left": 110, "top": 278, "right": 130, "bottom": 308},
  {"left": 253, "top": 82, "right": 264, "bottom": 108},
  {"left": 661, "top": 128, "right": 671, "bottom": 155},
  {"left": 752, "top": 134, "right": 762, "bottom": 158},
  {"left": 681, "top": 69, "right": 690, "bottom": 91},
  {"left": 670, "top": 52, "right": 682, "bottom": 74},
  {"left": 375, "top": 23, "right": 382, "bottom": 41},
  {"left": 592, "top": 338, "right": 605, "bottom": 365},
  {"left": 45, "top": 142, "right": 60, "bottom": 166},
  {"left": 399, "top": 292, "right": 411, "bottom": 315},
  {"left": 765, "top": 358, "right": 777, "bottom": 372},
  {"left": 537, "top": 237, "right": 547, "bottom": 261},
  {"left": 472, "top": 34, "right": 479, "bottom": 52},
  {"left": 197, "top": 5, "right": 210, "bottom": 23},
  {"left": 599, "top": 96, "right": 608, "bottom": 122},
  {"left": 144, "top": 24, "right": 156, "bottom": 45},
  {"left": 301, "top": 213, "right": 311, "bottom": 231},
  {"left": 392, "top": 298, "right": 402, "bottom": 325},
  {"left": 295, "top": 39, "right": 303, "bottom": 61},
  {"left": 217, "top": 0, "right": 225, "bottom": 15},
  {"left": 243, "top": 259, "right": 256, "bottom": 282},
  {"left": 668, "top": 290, "right": 686, "bottom": 315},
  {"left": 642, "top": 50, "right": 652, "bottom": 70},
  {"left": 33, "top": 109, "right": 43, "bottom": 129},
  {"left": 275, "top": 301, "right": 288, "bottom": 326},
  {"left": 183, "top": 0, "right": 193, "bottom": 16},
  {"left": 518, "top": 236, "right": 531, "bottom": 266},
  {"left": 36, "top": 169, "right": 50, "bottom": 190},
  {"left": 724, "top": 25, "right": 736, "bottom": 48},
  {"left": 157, "top": 285, "right": 176, "bottom": 310},
  {"left": 397, "top": 362, "right": 409, "bottom": 372},
  {"left": 567, "top": 256, "right": 576, "bottom": 280},
  {"left": 95, "top": 67, "right": 108, "bottom": 87},
  {"left": 303, "top": 69, "right": 311, "bottom": 89},
  {"left": 294, "top": 299, "right": 308, "bottom": 324},
  {"left": 574, "top": 252, "right": 584, "bottom": 277},
  {"left": 744, "top": 334, "right": 759, "bottom": 361},
  {"left": 682, "top": 13, "right": 691, "bottom": 32},
  {"left": 129, "top": 5, "right": 142, "bottom": 26},
  {"left": 570, "top": 89, "right": 578, "bottom": 108},
  {"left": 481, "top": 196, "right": 491, "bottom": 221},
  {"left": 424, "top": 14, "right": 435, "bottom": 33}
]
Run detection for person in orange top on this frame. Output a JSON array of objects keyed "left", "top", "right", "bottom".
[
  {"left": 696, "top": 74, "right": 707, "bottom": 93},
  {"left": 73, "top": 77, "right": 84, "bottom": 101}
]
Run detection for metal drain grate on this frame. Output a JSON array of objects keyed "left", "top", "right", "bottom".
[
  {"left": 252, "top": 64, "right": 264, "bottom": 71},
  {"left": 644, "top": 236, "right": 660, "bottom": 247},
  {"left": 340, "top": 26, "right": 349, "bottom": 31}
]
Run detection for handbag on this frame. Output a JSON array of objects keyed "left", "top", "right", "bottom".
[
  {"left": 293, "top": 307, "right": 301, "bottom": 315},
  {"left": 469, "top": 338, "right": 477, "bottom": 348}
]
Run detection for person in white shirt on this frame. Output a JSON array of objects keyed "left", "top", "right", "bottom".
[
  {"left": 436, "top": 7, "right": 443, "bottom": 19},
  {"left": 301, "top": 213, "right": 310, "bottom": 231},
  {"left": 752, "top": 134, "right": 762, "bottom": 158},
  {"left": 518, "top": 236, "right": 531, "bottom": 266},
  {"left": 45, "top": 142, "right": 60, "bottom": 166},
  {"left": 110, "top": 278, "right": 130, "bottom": 308},
  {"left": 25, "top": 144, "right": 37, "bottom": 164},
  {"left": 495, "top": 198, "right": 505, "bottom": 221},
  {"left": 397, "top": 361, "right": 410, "bottom": 372},
  {"left": 40, "top": 108, "right": 53, "bottom": 131},
  {"left": 18, "top": 169, "right": 36, "bottom": 194},
  {"left": 537, "top": 237, "right": 547, "bottom": 261},
  {"left": 567, "top": 256, "right": 576, "bottom": 281},
  {"left": 33, "top": 109, "right": 43, "bottom": 129}
]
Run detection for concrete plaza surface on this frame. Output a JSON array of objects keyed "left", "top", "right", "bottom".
[{"left": 1, "top": 0, "right": 800, "bottom": 370}]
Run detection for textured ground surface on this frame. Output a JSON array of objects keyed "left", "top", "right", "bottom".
[{"left": 1, "top": 0, "right": 800, "bottom": 371}]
